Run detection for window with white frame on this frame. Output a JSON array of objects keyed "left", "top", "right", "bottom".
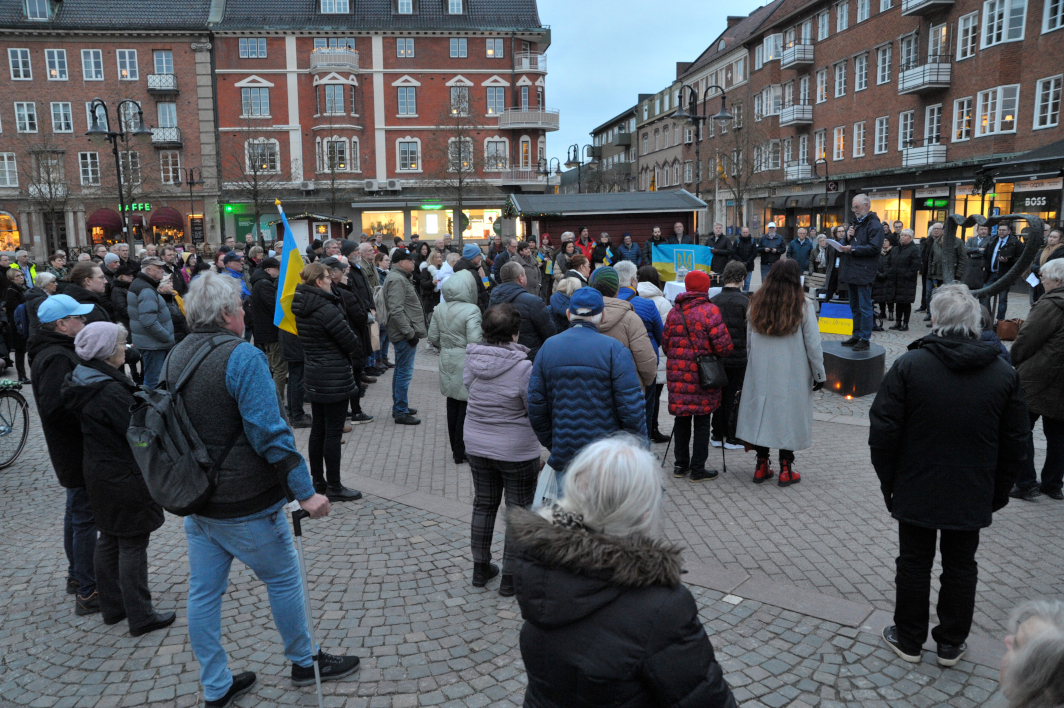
[
  {"left": 673, "top": 163, "right": 681, "bottom": 184},
  {"left": 754, "top": 93, "right": 763, "bottom": 119},
  {"left": 855, "top": 54, "right": 868, "bottom": 91},
  {"left": 9, "top": 48, "right": 31, "bottom": 80},
  {"left": 448, "top": 137, "right": 472, "bottom": 171},
  {"left": 876, "top": 44, "right": 892, "bottom": 84},
  {"left": 976, "top": 84, "right": 1019, "bottom": 135},
  {"left": 1046, "top": 0, "right": 1064, "bottom": 31},
  {"left": 683, "top": 162, "right": 692, "bottom": 183},
  {"left": 239, "top": 38, "right": 267, "bottom": 58},
  {"left": 160, "top": 150, "right": 181, "bottom": 184},
  {"left": 322, "top": 138, "right": 349, "bottom": 170},
  {"left": 799, "top": 75, "right": 810, "bottom": 103},
  {"left": 731, "top": 150, "right": 741, "bottom": 176},
  {"left": 448, "top": 0, "right": 462, "bottom": 12},
  {"left": 116, "top": 49, "right": 138, "bottom": 80},
  {"left": 1034, "top": 76, "right": 1062, "bottom": 128},
  {"left": 246, "top": 140, "right": 279, "bottom": 173},
  {"left": 485, "top": 139, "right": 506, "bottom": 169},
  {"left": 45, "top": 49, "right": 67, "bottom": 80},
  {"left": 449, "top": 38, "right": 467, "bottom": 58},
  {"left": 157, "top": 102, "right": 176, "bottom": 128},
  {"left": 802, "top": 19, "right": 813, "bottom": 42},
  {"left": 783, "top": 137, "right": 793, "bottom": 165},
  {"left": 818, "top": 11, "right": 830, "bottom": 39},
  {"left": 837, "top": 1, "right": 849, "bottom": 31},
  {"left": 398, "top": 0, "right": 412, "bottom": 13},
  {"left": 397, "top": 38, "right": 414, "bottom": 57},
  {"left": 898, "top": 110, "right": 914, "bottom": 149},
  {"left": 833, "top": 127, "right": 845, "bottom": 160},
  {"left": 857, "top": 0, "right": 869, "bottom": 21},
  {"left": 753, "top": 145, "right": 763, "bottom": 172},
  {"left": 0, "top": 154, "right": 17, "bottom": 187},
  {"left": 755, "top": 44, "right": 764, "bottom": 70},
  {"left": 853, "top": 121, "right": 866, "bottom": 156},
  {"left": 119, "top": 151, "right": 140, "bottom": 185},
  {"left": 900, "top": 34, "right": 918, "bottom": 70},
  {"left": 520, "top": 85, "right": 529, "bottom": 109},
  {"left": 954, "top": 97, "right": 973, "bottom": 139},
  {"left": 875, "top": 115, "right": 889, "bottom": 153},
  {"left": 763, "top": 34, "right": 783, "bottom": 61},
  {"left": 798, "top": 134, "right": 809, "bottom": 164},
  {"left": 322, "top": 84, "right": 343, "bottom": 113},
  {"left": 662, "top": 126, "right": 669, "bottom": 148},
  {"left": 881, "top": 0, "right": 891, "bottom": 9},
  {"left": 537, "top": 137, "right": 545, "bottom": 164},
  {"left": 784, "top": 81, "right": 794, "bottom": 106},
  {"left": 642, "top": 133, "right": 648, "bottom": 154},
  {"left": 321, "top": 0, "right": 349, "bottom": 12},
  {"left": 926, "top": 104, "right": 943, "bottom": 143},
  {"left": 814, "top": 130, "right": 827, "bottom": 160},
  {"left": 15, "top": 102, "right": 37, "bottom": 132},
  {"left": 486, "top": 38, "right": 503, "bottom": 58},
  {"left": 929, "top": 24, "right": 948, "bottom": 60},
  {"left": 241, "top": 87, "right": 269, "bottom": 116},
  {"left": 450, "top": 86, "right": 469, "bottom": 115},
  {"left": 684, "top": 127, "right": 693, "bottom": 144},
  {"left": 958, "top": 13, "right": 979, "bottom": 58},
  {"left": 398, "top": 140, "right": 419, "bottom": 170},
  {"left": 397, "top": 86, "right": 416, "bottom": 115},
  {"left": 768, "top": 140, "right": 781, "bottom": 169},
  {"left": 79, "top": 152, "right": 100, "bottom": 185},
  {"left": 983, "top": 0, "right": 1027, "bottom": 46},
  {"left": 85, "top": 102, "right": 107, "bottom": 130},
  {"left": 154, "top": 50, "right": 174, "bottom": 75},
  {"left": 834, "top": 62, "right": 847, "bottom": 96},
  {"left": 25, "top": 0, "right": 49, "bottom": 20},
  {"left": 816, "top": 69, "right": 828, "bottom": 102},
  {"left": 119, "top": 101, "right": 141, "bottom": 131},
  {"left": 768, "top": 85, "right": 782, "bottom": 113},
  {"left": 50, "top": 102, "right": 72, "bottom": 132},
  {"left": 81, "top": 49, "right": 103, "bottom": 79}
]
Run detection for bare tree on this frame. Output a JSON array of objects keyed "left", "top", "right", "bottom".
[
  {"left": 220, "top": 115, "right": 296, "bottom": 249},
  {"left": 313, "top": 116, "right": 353, "bottom": 217},
  {"left": 706, "top": 101, "right": 776, "bottom": 228},
  {"left": 584, "top": 164, "right": 632, "bottom": 193},
  {"left": 20, "top": 133, "right": 69, "bottom": 257}
]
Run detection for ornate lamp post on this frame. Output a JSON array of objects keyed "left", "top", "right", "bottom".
[
  {"left": 564, "top": 144, "right": 596, "bottom": 194},
  {"left": 674, "top": 85, "right": 733, "bottom": 238},
  {"left": 536, "top": 157, "right": 561, "bottom": 194},
  {"left": 85, "top": 98, "right": 153, "bottom": 248}
]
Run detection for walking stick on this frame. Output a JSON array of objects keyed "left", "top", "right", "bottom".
[
  {"left": 661, "top": 426, "right": 674, "bottom": 469},
  {"left": 291, "top": 508, "right": 325, "bottom": 708}
]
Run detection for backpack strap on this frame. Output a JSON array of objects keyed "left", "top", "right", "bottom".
[
  {"left": 163, "top": 334, "right": 240, "bottom": 393},
  {"left": 622, "top": 290, "right": 637, "bottom": 302}
]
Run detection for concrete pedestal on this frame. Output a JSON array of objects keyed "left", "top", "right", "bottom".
[{"left": 822, "top": 341, "right": 886, "bottom": 398}]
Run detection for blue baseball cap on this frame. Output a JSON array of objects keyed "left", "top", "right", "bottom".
[
  {"left": 568, "top": 287, "right": 604, "bottom": 316},
  {"left": 37, "top": 294, "right": 94, "bottom": 324}
]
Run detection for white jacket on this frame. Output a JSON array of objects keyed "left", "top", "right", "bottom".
[{"left": 637, "top": 281, "right": 673, "bottom": 385}]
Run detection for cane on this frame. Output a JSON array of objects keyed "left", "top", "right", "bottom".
[
  {"left": 660, "top": 426, "right": 675, "bottom": 469},
  {"left": 291, "top": 508, "right": 325, "bottom": 708}
]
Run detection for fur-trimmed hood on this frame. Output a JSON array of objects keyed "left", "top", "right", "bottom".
[{"left": 508, "top": 507, "right": 684, "bottom": 629}]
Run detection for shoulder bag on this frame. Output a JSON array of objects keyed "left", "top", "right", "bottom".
[{"left": 677, "top": 303, "right": 728, "bottom": 389}]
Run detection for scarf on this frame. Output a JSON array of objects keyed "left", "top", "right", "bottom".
[{"left": 1040, "top": 243, "right": 1063, "bottom": 267}]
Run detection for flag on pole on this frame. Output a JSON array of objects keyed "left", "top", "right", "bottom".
[{"left": 273, "top": 200, "right": 304, "bottom": 335}]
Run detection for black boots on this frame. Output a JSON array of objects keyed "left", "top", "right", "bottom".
[{"left": 472, "top": 562, "right": 499, "bottom": 587}]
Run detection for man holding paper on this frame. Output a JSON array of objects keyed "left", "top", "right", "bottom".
[{"left": 838, "top": 194, "right": 884, "bottom": 352}]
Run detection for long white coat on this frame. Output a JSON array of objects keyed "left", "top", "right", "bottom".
[{"left": 735, "top": 299, "right": 826, "bottom": 451}]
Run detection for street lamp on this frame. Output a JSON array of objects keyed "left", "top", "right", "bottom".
[
  {"left": 178, "top": 167, "right": 203, "bottom": 245},
  {"left": 813, "top": 158, "right": 829, "bottom": 234},
  {"left": 564, "top": 143, "right": 595, "bottom": 194},
  {"left": 675, "top": 84, "right": 732, "bottom": 241},
  {"left": 536, "top": 157, "right": 561, "bottom": 194},
  {"left": 85, "top": 98, "right": 153, "bottom": 248}
]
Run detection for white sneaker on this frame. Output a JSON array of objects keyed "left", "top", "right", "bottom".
[
  {"left": 723, "top": 439, "right": 744, "bottom": 450},
  {"left": 710, "top": 437, "right": 723, "bottom": 448}
]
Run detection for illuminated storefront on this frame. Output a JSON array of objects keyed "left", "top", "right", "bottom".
[
  {"left": 360, "top": 207, "right": 503, "bottom": 242},
  {"left": 0, "top": 211, "right": 20, "bottom": 251}
]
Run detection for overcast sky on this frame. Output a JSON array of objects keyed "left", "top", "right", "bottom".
[{"left": 538, "top": 0, "right": 767, "bottom": 166}]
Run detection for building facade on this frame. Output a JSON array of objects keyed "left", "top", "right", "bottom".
[
  {"left": 587, "top": 105, "right": 638, "bottom": 192},
  {"left": 636, "top": 79, "right": 688, "bottom": 194}
]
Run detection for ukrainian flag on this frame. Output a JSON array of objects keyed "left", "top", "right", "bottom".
[
  {"left": 273, "top": 200, "right": 305, "bottom": 335},
  {"left": 818, "top": 302, "right": 853, "bottom": 336},
  {"left": 651, "top": 244, "right": 713, "bottom": 283}
]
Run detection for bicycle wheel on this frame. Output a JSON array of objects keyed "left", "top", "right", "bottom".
[{"left": 0, "top": 390, "right": 30, "bottom": 470}]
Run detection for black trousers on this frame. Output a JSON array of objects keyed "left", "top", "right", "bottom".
[
  {"left": 650, "top": 383, "right": 663, "bottom": 433},
  {"left": 287, "top": 361, "right": 306, "bottom": 420},
  {"left": 711, "top": 365, "right": 746, "bottom": 441},
  {"left": 12, "top": 339, "right": 26, "bottom": 379},
  {"left": 894, "top": 521, "right": 980, "bottom": 653},
  {"left": 674, "top": 414, "right": 711, "bottom": 472},
  {"left": 309, "top": 400, "right": 347, "bottom": 488},
  {"left": 467, "top": 455, "right": 538, "bottom": 573},
  {"left": 95, "top": 532, "right": 154, "bottom": 629},
  {"left": 754, "top": 446, "right": 794, "bottom": 462},
  {"left": 446, "top": 398, "right": 467, "bottom": 461},
  {"left": 348, "top": 366, "right": 363, "bottom": 416},
  {"left": 896, "top": 303, "right": 912, "bottom": 325}
]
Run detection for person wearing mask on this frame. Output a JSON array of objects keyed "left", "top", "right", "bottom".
[
  {"left": 984, "top": 223, "right": 1020, "bottom": 320},
  {"left": 382, "top": 249, "right": 427, "bottom": 424},
  {"left": 549, "top": 275, "right": 579, "bottom": 335},
  {"left": 4, "top": 268, "right": 29, "bottom": 383},
  {"left": 510, "top": 437, "right": 738, "bottom": 708},
  {"left": 428, "top": 270, "right": 482, "bottom": 465},
  {"left": 574, "top": 226, "right": 595, "bottom": 260},
  {"left": 838, "top": 195, "right": 885, "bottom": 351},
  {"left": 757, "top": 223, "right": 784, "bottom": 284},
  {"left": 666, "top": 221, "right": 696, "bottom": 246},
  {"left": 291, "top": 262, "right": 362, "bottom": 501},
  {"left": 127, "top": 256, "right": 175, "bottom": 389},
  {"left": 513, "top": 241, "right": 542, "bottom": 296},
  {"left": 710, "top": 261, "right": 750, "bottom": 451},
  {"left": 491, "top": 237, "right": 519, "bottom": 283},
  {"left": 1030, "top": 227, "right": 1064, "bottom": 303},
  {"left": 565, "top": 254, "right": 592, "bottom": 287},
  {"left": 733, "top": 226, "right": 758, "bottom": 291},
  {"left": 707, "top": 223, "right": 734, "bottom": 275},
  {"left": 462, "top": 304, "right": 540, "bottom": 596},
  {"left": 636, "top": 265, "right": 673, "bottom": 443},
  {"left": 488, "top": 261, "right": 556, "bottom": 361},
  {"left": 454, "top": 243, "right": 490, "bottom": 312},
  {"left": 736, "top": 259, "right": 826, "bottom": 487},
  {"left": 250, "top": 257, "right": 287, "bottom": 405},
  {"left": 590, "top": 232, "right": 616, "bottom": 270},
  {"left": 786, "top": 227, "right": 814, "bottom": 273},
  {"left": 616, "top": 233, "right": 642, "bottom": 266},
  {"left": 963, "top": 224, "right": 991, "bottom": 291},
  {"left": 61, "top": 321, "right": 174, "bottom": 636},
  {"left": 643, "top": 226, "right": 666, "bottom": 265},
  {"left": 64, "top": 261, "right": 114, "bottom": 325}
]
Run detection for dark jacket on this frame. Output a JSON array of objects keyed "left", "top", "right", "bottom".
[
  {"left": 549, "top": 291, "right": 571, "bottom": 335},
  {"left": 24, "top": 286, "right": 49, "bottom": 340},
  {"left": 488, "top": 281, "right": 556, "bottom": 361},
  {"left": 1011, "top": 288, "right": 1064, "bottom": 420},
  {"left": 491, "top": 248, "right": 515, "bottom": 279},
  {"left": 63, "top": 283, "right": 114, "bottom": 325},
  {"left": 643, "top": 236, "right": 666, "bottom": 264},
  {"left": 591, "top": 243, "right": 616, "bottom": 268},
  {"left": 757, "top": 233, "right": 784, "bottom": 267},
  {"left": 707, "top": 234, "right": 734, "bottom": 274},
  {"left": 455, "top": 256, "right": 490, "bottom": 311},
  {"left": 346, "top": 260, "right": 376, "bottom": 313},
  {"left": 786, "top": 237, "right": 814, "bottom": 273},
  {"left": 616, "top": 242, "right": 642, "bottom": 266},
  {"left": 290, "top": 284, "right": 359, "bottom": 403},
  {"left": 162, "top": 292, "right": 188, "bottom": 343},
  {"left": 733, "top": 235, "right": 757, "bottom": 273},
  {"left": 60, "top": 361, "right": 164, "bottom": 537},
  {"left": 1031, "top": 245, "right": 1064, "bottom": 302},
  {"left": 278, "top": 328, "right": 304, "bottom": 363},
  {"left": 334, "top": 283, "right": 369, "bottom": 365},
  {"left": 963, "top": 234, "right": 991, "bottom": 290},
  {"left": 110, "top": 280, "right": 131, "bottom": 328},
  {"left": 28, "top": 330, "right": 84, "bottom": 488},
  {"left": 839, "top": 212, "right": 884, "bottom": 286},
  {"left": 4, "top": 283, "right": 26, "bottom": 346},
  {"left": 128, "top": 272, "right": 175, "bottom": 351},
  {"left": 873, "top": 250, "right": 893, "bottom": 304},
  {"left": 869, "top": 334, "right": 1029, "bottom": 530},
  {"left": 666, "top": 232, "right": 696, "bottom": 246},
  {"left": 510, "top": 507, "right": 737, "bottom": 708},
  {"left": 249, "top": 268, "right": 280, "bottom": 345},
  {"left": 987, "top": 233, "right": 1021, "bottom": 276},
  {"left": 886, "top": 241, "right": 921, "bottom": 304},
  {"left": 710, "top": 286, "right": 749, "bottom": 367}
]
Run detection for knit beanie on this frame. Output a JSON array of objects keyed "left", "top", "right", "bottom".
[
  {"left": 590, "top": 266, "right": 619, "bottom": 297},
  {"left": 74, "top": 321, "right": 120, "bottom": 361},
  {"left": 685, "top": 270, "right": 712, "bottom": 293},
  {"left": 462, "top": 244, "right": 481, "bottom": 260}
]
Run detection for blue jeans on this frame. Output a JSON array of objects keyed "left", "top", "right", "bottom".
[
  {"left": 184, "top": 503, "right": 314, "bottom": 702},
  {"left": 743, "top": 271, "right": 752, "bottom": 291},
  {"left": 848, "top": 284, "right": 874, "bottom": 341},
  {"left": 141, "top": 348, "right": 169, "bottom": 389},
  {"left": 391, "top": 338, "right": 416, "bottom": 416},
  {"left": 760, "top": 264, "right": 772, "bottom": 285},
  {"left": 984, "top": 270, "right": 1009, "bottom": 320},
  {"left": 377, "top": 324, "right": 390, "bottom": 365},
  {"left": 64, "top": 487, "right": 97, "bottom": 596}
]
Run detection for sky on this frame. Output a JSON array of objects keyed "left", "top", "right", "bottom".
[{"left": 538, "top": 0, "right": 767, "bottom": 167}]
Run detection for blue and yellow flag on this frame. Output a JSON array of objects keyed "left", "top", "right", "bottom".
[
  {"left": 273, "top": 200, "right": 305, "bottom": 335},
  {"left": 818, "top": 302, "right": 853, "bottom": 336},
  {"left": 651, "top": 244, "right": 713, "bottom": 284}
]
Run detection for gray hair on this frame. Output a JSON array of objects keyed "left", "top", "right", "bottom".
[
  {"left": 614, "top": 260, "right": 638, "bottom": 288},
  {"left": 568, "top": 312, "right": 603, "bottom": 326},
  {"left": 542, "top": 435, "right": 661, "bottom": 537},
  {"left": 854, "top": 193, "right": 871, "bottom": 208},
  {"left": 322, "top": 238, "right": 341, "bottom": 251},
  {"left": 554, "top": 277, "right": 580, "bottom": 297},
  {"left": 930, "top": 284, "right": 980, "bottom": 339},
  {"left": 560, "top": 231, "right": 575, "bottom": 243},
  {"left": 1002, "top": 600, "right": 1064, "bottom": 708},
  {"left": 901, "top": 228, "right": 915, "bottom": 239},
  {"left": 506, "top": 237, "right": 518, "bottom": 248},
  {"left": 358, "top": 243, "right": 375, "bottom": 257},
  {"left": 445, "top": 252, "right": 460, "bottom": 266},
  {"left": 35, "top": 272, "right": 56, "bottom": 288},
  {"left": 1040, "top": 259, "right": 1064, "bottom": 284},
  {"left": 14, "top": 250, "right": 28, "bottom": 259},
  {"left": 500, "top": 260, "right": 524, "bottom": 283},
  {"left": 185, "top": 270, "right": 243, "bottom": 331}
]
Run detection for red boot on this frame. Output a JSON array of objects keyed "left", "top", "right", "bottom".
[
  {"left": 778, "top": 459, "right": 801, "bottom": 487},
  {"left": 753, "top": 456, "right": 774, "bottom": 484}
]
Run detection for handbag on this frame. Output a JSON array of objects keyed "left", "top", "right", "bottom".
[
  {"left": 677, "top": 305, "right": 728, "bottom": 389},
  {"left": 369, "top": 321, "right": 381, "bottom": 351},
  {"left": 996, "top": 318, "right": 1023, "bottom": 341}
]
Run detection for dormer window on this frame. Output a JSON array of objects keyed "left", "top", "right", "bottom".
[
  {"left": 321, "top": 0, "right": 349, "bottom": 14},
  {"left": 397, "top": 0, "right": 413, "bottom": 13},
  {"left": 718, "top": 39, "right": 726, "bottom": 51},
  {"left": 448, "top": 0, "right": 462, "bottom": 13},
  {"left": 26, "top": 0, "right": 52, "bottom": 20}
]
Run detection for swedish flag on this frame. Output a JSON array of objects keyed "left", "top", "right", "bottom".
[{"left": 273, "top": 200, "right": 305, "bottom": 335}]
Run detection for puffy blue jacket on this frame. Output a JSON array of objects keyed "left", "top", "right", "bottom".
[
  {"left": 616, "top": 243, "right": 643, "bottom": 266},
  {"left": 786, "top": 237, "right": 814, "bottom": 272},
  {"left": 617, "top": 286, "right": 663, "bottom": 354},
  {"left": 528, "top": 321, "right": 647, "bottom": 471}
]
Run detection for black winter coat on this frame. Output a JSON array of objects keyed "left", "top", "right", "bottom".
[
  {"left": 162, "top": 293, "right": 188, "bottom": 343},
  {"left": 28, "top": 331, "right": 84, "bottom": 488},
  {"left": 887, "top": 241, "right": 921, "bottom": 304},
  {"left": 873, "top": 251, "right": 893, "bottom": 304},
  {"left": 643, "top": 237, "right": 666, "bottom": 265},
  {"left": 710, "top": 286, "right": 749, "bottom": 367},
  {"left": 707, "top": 234, "right": 735, "bottom": 274},
  {"left": 488, "top": 282, "right": 556, "bottom": 361},
  {"left": 291, "top": 283, "right": 358, "bottom": 403},
  {"left": 510, "top": 508, "right": 737, "bottom": 708},
  {"left": 334, "top": 283, "right": 370, "bottom": 365},
  {"left": 63, "top": 283, "right": 114, "bottom": 325},
  {"left": 110, "top": 280, "right": 131, "bottom": 328},
  {"left": 25, "top": 286, "right": 49, "bottom": 340},
  {"left": 757, "top": 234, "right": 784, "bottom": 266},
  {"left": 279, "top": 328, "right": 304, "bottom": 363},
  {"left": 591, "top": 243, "right": 616, "bottom": 268},
  {"left": 4, "top": 284, "right": 26, "bottom": 348},
  {"left": 869, "top": 334, "right": 1030, "bottom": 530},
  {"left": 455, "top": 256, "right": 490, "bottom": 311},
  {"left": 60, "top": 361, "right": 164, "bottom": 537},
  {"left": 249, "top": 268, "right": 279, "bottom": 345},
  {"left": 733, "top": 236, "right": 758, "bottom": 273},
  {"left": 839, "top": 211, "right": 884, "bottom": 286}
]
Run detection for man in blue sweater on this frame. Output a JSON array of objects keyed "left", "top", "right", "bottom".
[{"left": 176, "top": 272, "right": 359, "bottom": 708}]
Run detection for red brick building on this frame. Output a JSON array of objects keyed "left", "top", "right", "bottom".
[
  {"left": 0, "top": 0, "right": 220, "bottom": 257},
  {"left": 212, "top": 0, "right": 553, "bottom": 245}
]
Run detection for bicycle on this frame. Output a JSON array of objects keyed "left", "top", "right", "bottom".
[{"left": 0, "top": 379, "right": 30, "bottom": 469}]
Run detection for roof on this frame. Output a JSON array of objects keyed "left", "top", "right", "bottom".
[
  {"left": 590, "top": 105, "right": 638, "bottom": 136},
  {"left": 215, "top": 0, "right": 544, "bottom": 31},
  {"left": 680, "top": 0, "right": 784, "bottom": 80},
  {"left": 507, "top": 190, "right": 706, "bottom": 216},
  {"left": 981, "top": 138, "right": 1064, "bottom": 169},
  {"left": 0, "top": 0, "right": 213, "bottom": 30}
]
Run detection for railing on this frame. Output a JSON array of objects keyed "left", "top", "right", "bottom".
[
  {"left": 779, "top": 101, "right": 813, "bottom": 126},
  {"left": 29, "top": 183, "right": 67, "bottom": 198},
  {"left": 784, "top": 162, "right": 813, "bottom": 180},
  {"left": 781, "top": 41, "right": 814, "bottom": 69},
  {"left": 499, "top": 168, "right": 546, "bottom": 184},
  {"left": 902, "top": 137, "right": 947, "bottom": 166},
  {"left": 901, "top": 0, "right": 955, "bottom": 15},
  {"left": 898, "top": 55, "right": 951, "bottom": 94},
  {"left": 496, "top": 107, "right": 560, "bottom": 131},
  {"left": 151, "top": 127, "right": 182, "bottom": 145},
  {"left": 514, "top": 52, "right": 546, "bottom": 73},
  {"left": 146, "top": 74, "right": 178, "bottom": 93},
  {"left": 309, "top": 48, "right": 359, "bottom": 72}
]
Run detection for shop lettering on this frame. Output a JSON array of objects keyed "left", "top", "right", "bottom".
[
  {"left": 120, "top": 203, "right": 152, "bottom": 212},
  {"left": 1023, "top": 197, "right": 1048, "bottom": 207}
]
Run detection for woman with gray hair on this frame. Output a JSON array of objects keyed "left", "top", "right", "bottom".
[
  {"left": 1000, "top": 599, "right": 1064, "bottom": 708},
  {"left": 510, "top": 435, "right": 737, "bottom": 707}
]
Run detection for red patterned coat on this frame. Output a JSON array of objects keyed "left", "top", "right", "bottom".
[{"left": 662, "top": 292, "right": 734, "bottom": 417}]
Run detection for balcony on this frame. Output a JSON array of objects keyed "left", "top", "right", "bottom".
[
  {"left": 902, "top": 140, "right": 947, "bottom": 167},
  {"left": 29, "top": 183, "right": 67, "bottom": 198},
  {"left": 496, "top": 106, "right": 560, "bottom": 131},
  {"left": 898, "top": 57, "right": 952, "bottom": 94},
  {"left": 309, "top": 48, "right": 359, "bottom": 73},
  {"left": 499, "top": 169, "right": 548, "bottom": 191},
  {"left": 784, "top": 162, "right": 813, "bottom": 180},
  {"left": 151, "top": 127, "right": 182, "bottom": 147},
  {"left": 147, "top": 74, "right": 179, "bottom": 94},
  {"left": 779, "top": 101, "right": 813, "bottom": 127},
  {"left": 901, "top": 0, "right": 955, "bottom": 15},
  {"left": 514, "top": 51, "right": 546, "bottom": 73},
  {"left": 781, "top": 42, "right": 814, "bottom": 70},
  {"left": 612, "top": 132, "right": 631, "bottom": 147}
]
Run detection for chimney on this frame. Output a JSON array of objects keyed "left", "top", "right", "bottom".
[
  {"left": 726, "top": 15, "right": 745, "bottom": 28},
  {"left": 676, "top": 61, "right": 692, "bottom": 78}
]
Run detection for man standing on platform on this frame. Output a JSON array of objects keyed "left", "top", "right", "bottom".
[{"left": 838, "top": 195, "right": 883, "bottom": 352}]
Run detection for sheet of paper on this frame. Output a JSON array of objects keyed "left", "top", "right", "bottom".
[
  {"left": 1026, "top": 272, "right": 1040, "bottom": 287},
  {"left": 826, "top": 239, "right": 846, "bottom": 250}
]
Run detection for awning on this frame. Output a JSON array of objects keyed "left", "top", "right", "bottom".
[
  {"left": 771, "top": 197, "right": 788, "bottom": 210},
  {"left": 86, "top": 208, "right": 122, "bottom": 231},
  {"left": 782, "top": 195, "right": 816, "bottom": 209},
  {"left": 149, "top": 207, "right": 184, "bottom": 229},
  {"left": 814, "top": 192, "right": 845, "bottom": 207}
]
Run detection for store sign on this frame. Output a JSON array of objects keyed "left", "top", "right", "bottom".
[
  {"left": 121, "top": 203, "right": 152, "bottom": 212},
  {"left": 190, "top": 216, "right": 204, "bottom": 244},
  {"left": 915, "top": 187, "right": 949, "bottom": 198},
  {"left": 955, "top": 185, "right": 996, "bottom": 198},
  {"left": 922, "top": 199, "right": 950, "bottom": 208},
  {"left": 1016, "top": 195, "right": 1052, "bottom": 208},
  {"left": 1014, "top": 178, "right": 1064, "bottom": 193},
  {"left": 826, "top": 181, "right": 839, "bottom": 192}
]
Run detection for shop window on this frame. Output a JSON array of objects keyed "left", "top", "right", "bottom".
[{"left": 0, "top": 212, "right": 20, "bottom": 250}]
